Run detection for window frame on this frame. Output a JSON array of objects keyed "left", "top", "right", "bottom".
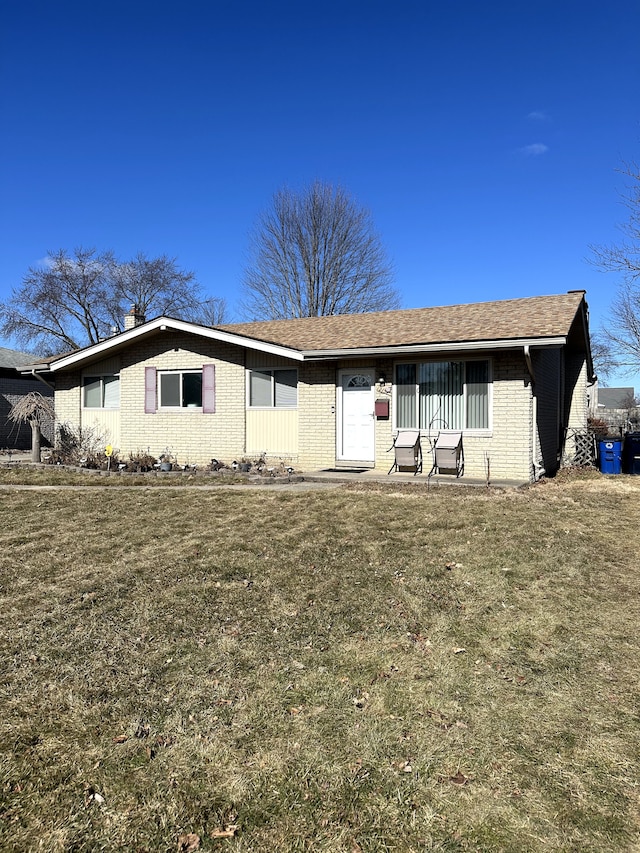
[
  {"left": 247, "top": 368, "right": 298, "bottom": 409},
  {"left": 157, "top": 369, "right": 203, "bottom": 410},
  {"left": 82, "top": 374, "right": 120, "bottom": 410},
  {"left": 393, "top": 358, "right": 492, "bottom": 434}
]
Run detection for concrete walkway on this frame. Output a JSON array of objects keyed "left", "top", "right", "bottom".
[{"left": 303, "top": 468, "right": 526, "bottom": 489}]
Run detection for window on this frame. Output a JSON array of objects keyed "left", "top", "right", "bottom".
[
  {"left": 248, "top": 369, "right": 297, "bottom": 408},
  {"left": 83, "top": 375, "right": 120, "bottom": 409},
  {"left": 396, "top": 360, "right": 490, "bottom": 430},
  {"left": 159, "top": 370, "right": 203, "bottom": 408}
]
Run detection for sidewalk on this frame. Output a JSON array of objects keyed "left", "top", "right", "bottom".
[{"left": 301, "top": 468, "right": 526, "bottom": 489}]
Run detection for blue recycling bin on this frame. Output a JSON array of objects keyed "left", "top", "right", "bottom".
[
  {"left": 599, "top": 439, "right": 622, "bottom": 475},
  {"left": 623, "top": 433, "right": 640, "bottom": 475}
]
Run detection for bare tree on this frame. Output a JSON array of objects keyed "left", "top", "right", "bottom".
[
  {"left": 242, "top": 181, "right": 398, "bottom": 319},
  {"left": 590, "top": 331, "right": 619, "bottom": 383},
  {"left": 0, "top": 248, "right": 114, "bottom": 352},
  {"left": 620, "top": 390, "right": 640, "bottom": 410},
  {"left": 0, "top": 248, "right": 212, "bottom": 355},
  {"left": 591, "top": 162, "right": 640, "bottom": 374},
  {"left": 108, "top": 253, "right": 202, "bottom": 331},
  {"left": 192, "top": 296, "right": 228, "bottom": 326}
]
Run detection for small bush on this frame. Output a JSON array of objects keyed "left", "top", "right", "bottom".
[
  {"left": 588, "top": 416, "right": 613, "bottom": 439},
  {"left": 126, "top": 451, "right": 157, "bottom": 472},
  {"left": 50, "top": 422, "right": 112, "bottom": 468}
]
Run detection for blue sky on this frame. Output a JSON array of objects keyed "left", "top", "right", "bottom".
[{"left": 1, "top": 0, "right": 638, "bottom": 389}]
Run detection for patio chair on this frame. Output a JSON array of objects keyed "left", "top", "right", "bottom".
[
  {"left": 388, "top": 429, "right": 422, "bottom": 475},
  {"left": 429, "top": 430, "right": 464, "bottom": 477}
]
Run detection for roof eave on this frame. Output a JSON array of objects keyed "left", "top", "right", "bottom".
[
  {"left": 300, "top": 336, "right": 568, "bottom": 360},
  {"left": 20, "top": 323, "right": 574, "bottom": 373},
  {"left": 32, "top": 317, "right": 305, "bottom": 372}
]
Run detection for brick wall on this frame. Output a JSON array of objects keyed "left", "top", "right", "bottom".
[
  {"left": 471, "top": 352, "right": 532, "bottom": 482},
  {"left": 119, "top": 333, "right": 247, "bottom": 465},
  {"left": 297, "top": 362, "right": 337, "bottom": 469}
]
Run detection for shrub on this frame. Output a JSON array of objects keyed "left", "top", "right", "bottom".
[
  {"left": 50, "top": 423, "right": 112, "bottom": 468},
  {"left": 126, "top": 451, "right": 157, "bottom": 472}
]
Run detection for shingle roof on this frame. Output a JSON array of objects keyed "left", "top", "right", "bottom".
[
  {"left": 25, "top": 290, "right": 591, "bottom": 376},
  {"left": 598, "top": 387, "right": 635, "bottom": 409},
  {"left": 0, "top": 346, "right": 36, "bottom": 370},
  {"left": 217, "top": 292, "right": 587, "bottom": 352}
]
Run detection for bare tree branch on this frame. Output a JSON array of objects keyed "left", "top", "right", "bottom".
[
  {"left": 590, "top": 162, "right": 640, "bottom": 376},
  {"left": 191, "top": 297, "right": 228, "bottom": 326},
  {"left": 0, "top": 248, "right": 216, "bottom": 355},
  {"left": 242, "top": 181, "right": 399, "bottom": 319},
  {"left": 109, "top": 253, "right": 203, "bottom": 330}
]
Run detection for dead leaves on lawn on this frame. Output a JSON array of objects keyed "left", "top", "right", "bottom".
[
  {"left": 437, "top": 771, "right": 472, "bottom": 786},
  {"left": 210, "top": 824, "right": 239, "bottom": 839},
  {"left": 177, "top": 834, "right": 201, "bottom": 852},
  {"left": 177, "top": 821, "right": 239, "bottom": 850}
]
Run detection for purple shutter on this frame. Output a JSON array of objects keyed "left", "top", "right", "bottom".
[
  {"left": 145, "top": 366, "right": 157, "bottom": 413},
  {"left": 202, "top": 364, "right": 216, "bottom": 413}
]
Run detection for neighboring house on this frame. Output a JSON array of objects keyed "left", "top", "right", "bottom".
[
  {"left": 20, "top": 291, "right": 594, "bottom": 482},
  {"left": 591, "top": 386, "right": 639, "bottom": 433},
  {"left": 0, "top": 346, "right": 54, "bottom": 449}
]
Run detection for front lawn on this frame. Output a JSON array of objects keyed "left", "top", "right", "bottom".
[{"left": 1, "top": 474, "right": 639, "bottom": 851}]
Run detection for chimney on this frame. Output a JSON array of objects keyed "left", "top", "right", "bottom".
[{"left": 124, "top": 305, "right": 145, "bottom": 330}]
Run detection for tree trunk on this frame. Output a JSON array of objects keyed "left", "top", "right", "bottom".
[{"left": 30, "top": 419, "right": 41, "bottom": 463}]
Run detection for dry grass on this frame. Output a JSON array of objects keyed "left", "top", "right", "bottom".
[{"left": 1, "top": 472, "right": 640, "bottom": 851}]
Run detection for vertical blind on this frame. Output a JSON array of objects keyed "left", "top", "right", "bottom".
[
  {"left": 396, "top": 360, "right": 489, "bottom": 430},
  {"left": 83, "top": 375, "right": 120, "bottom": 409},
  {"left": 419, "top": 361, "right": 463, "bottom": 429},
  {"left": 249, "top": 369, "right": 297, "bottom": 408}
]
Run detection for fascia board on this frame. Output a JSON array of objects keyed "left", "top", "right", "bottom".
[
  {"left": 300, "top": 336, "right": 567, "bottom": 360},
  {"left": 46, "top": 318, "right": 304, "bottom": 371}
]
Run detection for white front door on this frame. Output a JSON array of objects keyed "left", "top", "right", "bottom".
[{"left": 337, "top": 371, "right": 375, "bottom": 462}]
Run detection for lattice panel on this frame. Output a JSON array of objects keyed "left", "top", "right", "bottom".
[{"left": 563, "top": 429, "right": 597, "bottom": 467}]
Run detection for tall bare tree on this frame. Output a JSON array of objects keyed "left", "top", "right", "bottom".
[
  {"left": 109, "top": 253, "right": 202, "bottom": 329},
  {"left": 591, "top": 162, "right": 640, "bottom": 375},
  {"left": 242, "top": 181, "right": 398, "bottom": 319},
  {"left": 1, "top": 247, "right": 114, "bottom": 352},
  {"left": 0, "top": 247, "right": 213, "bottom": 355}
]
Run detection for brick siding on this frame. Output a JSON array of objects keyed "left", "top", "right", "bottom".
[{"left": 52, "top": 334, "right": 587, "bottom": 481}]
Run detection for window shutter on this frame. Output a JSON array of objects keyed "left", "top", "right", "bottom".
[
  {"left": 144, "top": 366, "right": 157, "bottom": 413},
  {"left": 202, "top": 363, "right": 216, "bottom": 413}
]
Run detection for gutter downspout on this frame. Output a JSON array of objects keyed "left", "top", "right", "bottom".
[
  {"left": 524, "top": 346, "right": 544, "bottom": 481},
  {"left": 31, "top": 369, "right": 54, "bottom": 390}
]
